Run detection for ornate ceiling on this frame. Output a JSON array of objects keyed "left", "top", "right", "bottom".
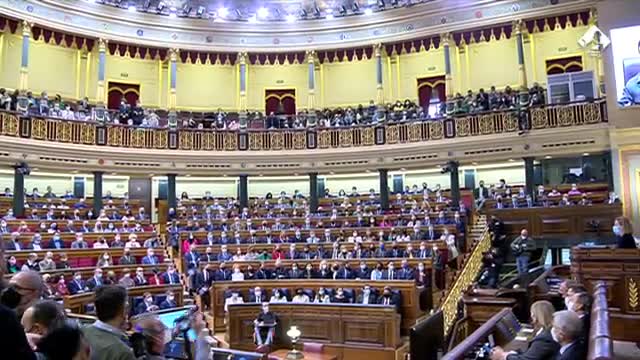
[{"left": 0, "top": 0, "right": 596, "bottom": 50}]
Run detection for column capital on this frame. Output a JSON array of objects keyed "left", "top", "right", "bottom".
[
  {"left": 440, "top": 33, "right": 452, "bottom": 46},
  {"left": 374, "top": 43, "right": 383, "bottom": 57},
  {"left": 169, "top": 48, "right": 179, "bottom": 62},
  {"left": 98, "top": 38, "right": 108, "bottom": 52},
  {"left": 237, "top": 51, "right": 248, "bottom": 65},
  {"left": 588, "top": 7, "right": 598, "bottom": 25},
  {"left": 306, "top": 50, "right": 316, "bottom": 63},
  {"left": 512, "top": 19, "right": 524, "bottom": 35},
  {"left": 21, "top": 20, "right": 32, "bottom": 37}
]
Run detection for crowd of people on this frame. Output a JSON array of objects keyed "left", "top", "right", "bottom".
[{"left": 1, "top": 84, "right": 548, "bottom": 131}]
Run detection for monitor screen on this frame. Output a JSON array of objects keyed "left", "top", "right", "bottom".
[
  {"left": 610, "top": 25, "right": 640, "bottom": 108},
  {"left": 156, "top": 309, "right": 197, "bottom": 341}
]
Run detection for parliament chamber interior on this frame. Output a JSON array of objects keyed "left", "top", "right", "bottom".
[{"left": 1, "top": 0, "right": 640, "bottom": 359}]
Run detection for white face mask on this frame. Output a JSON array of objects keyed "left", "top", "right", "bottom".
[{"left": 564, "top": 297, "right": 574, "bottom": 311}]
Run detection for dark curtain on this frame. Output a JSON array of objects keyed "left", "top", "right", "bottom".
[
  {"left": 107, "top": 82, "right": 140, "bottom": 110},
  {"left": 417, "top": 76, "right": 446, "bottom": 110},
  {"left": 265, "top": 89, "right": 296, "bottom": 115},
  {"left": 546, "top": 55, "right": 583, "bottom": 75}
]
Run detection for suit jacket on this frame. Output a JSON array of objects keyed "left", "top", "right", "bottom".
[
  {"left": 68, "top": 279, "right": 85, "bottom": 295},
  {"left": 356, "top": 293, "right": 378, "bottom": 305},
  {"left": 555, "top": 340, "right": 586, "bottom": 360},
  {"left": 398, "top": 267, "right": 415, "bottom": 280},
  {"left": 85, "top": 277, "right": 103, "bottom": 291},
  {"left": 118, "top": 256, "right": 137, "bottom": 265},
  {"left": 162, "top": 272, "right": 180, "bottom": 285},
  {"left": 141, "top": 256, "right": 159, "bottom": 265},
  {"left": 159, "top": 300, "right": 177, "bottom": 310},
  {"left": 506, "top": 329, "right": 560, "bottom": 360},
  {"left": 134, "top": 275, "right": 148, "bottom": 286},
  {"left": 381, "top": 269, "right": 397, "bottom": 280}
]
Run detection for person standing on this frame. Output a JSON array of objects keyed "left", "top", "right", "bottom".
[
  {"left": 511, "top": 229, "right": 534, "bottom": 275},
  {"left": 613, "top": 216, "right": 637, "bottom": 249}
]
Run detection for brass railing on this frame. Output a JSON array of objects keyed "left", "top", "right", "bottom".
[
  {"left": 0, "top": 99, "right": 607, "bottom": 151},
  {"left": 440, "top": 218, "right": 491, "bottom": 335}
]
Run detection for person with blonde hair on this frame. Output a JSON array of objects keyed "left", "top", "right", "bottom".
[
  {"left": 490, "top": 300, "right": 559, "bottom": 360},
  {"left": 613, "top": 216, "right": 637, "bottom": 249}
]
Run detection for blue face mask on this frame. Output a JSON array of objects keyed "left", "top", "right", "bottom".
[{"left": 612, "top": 225, "right": 622, "bottom": 236}]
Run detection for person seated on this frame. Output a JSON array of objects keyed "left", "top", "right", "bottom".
[
  {"left": 254, "top": 303, "right": 277, "bottom": 346},
  {"left": 162, "top": 264, "right": 180, "bottom": 285},
  {"left": 548, "top": 187, "right": 561, "bottom": 197},
  {"left": 141, "top": 248, "right": 159, "bottom": 265},
  {"left": 490, "top": 300, "right": 559, "bottom": 360},
  {"left": 291, "top": 289, "right": 310, "bottom": 303},
  {"left": 551, "top": 310, "right": 587, "bottom": 360},
  {"left": 136, "top": 292, "right": 159, "bottom": 315},
  {"left": 332, "top": 288, "right": 350, "bottom": 303},
  {"left": 378, "top": 286, "right": 398, "bottom": 308},
  {"left": 134, "top": 267, "right": 148, "bottom": 286},
  {"left": 567, "top": 183, "right": 581, "bottom": 196},
  {"left": 314, "top": 288, "right": 331, "bottom": 303},
  {"left": 224, "top": 291, "right": 245, "bottom": 312},
  {"left": 118, "top": 248, "right": 137, "bottom": 265},
  {"left": 356, "top": 285, "right": 377, "bottom": 305},
  {"left": 118, "top": 268, "right": 135, "bottom": 288},
  {"left": 38, "top": 252, "right": 56, "bottom": 271},
  {"left": 231, "top": 264, "right": 245, "bottom": 281},
  {"left": 85, "top": 268, "right": 104, "bottom": 291},
  {"left": 567, "top": 292, "right": 592, "bottom": 340},
  {"left": 159, "top": 290, "right": 177, "bottom": 310},
  {"left": 96, "top": 252, "right": 112, "bottom": 268},
  {"left": 269, "top": 289, "right": 288, "bottom": 303}
]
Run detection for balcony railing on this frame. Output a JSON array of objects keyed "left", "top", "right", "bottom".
[{"left": 0, "top": 99, "right": 607, "bottom": 151}]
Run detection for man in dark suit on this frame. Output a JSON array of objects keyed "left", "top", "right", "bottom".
[
  {"left": 568, "top": 292, "right": 592, "bottom": 341},
  {"left": 474, "top": 180, "right": 490, "bottom": 205},
  {"left": 162, "top": 265, "right": 181, "bottom": 285},
  {"left": 184, "top": 244, "right": 201, "bottom": 271},
  {"left": 355, "top": 285, "right": 378, "bottom": 305},
  {"left": 551, "top": 310, "right": 586, "bottom": 360},
  {"left": 354, "top": 261, "right": 371, "bottom": 280},
  {"left": 249, "top": 287, "right": 266, "bottom": 303},
  {"left": 381, "top": 262, "right": 397, "bottom": 280},
  {"left": 134, "top": 267, "right": 149, "bottom": 286},
  {"left": 377, "top": 287, "right": 399, "bottom": 310},
  {"left": 159, "top": 291, "right": 177, "bottom": 310},
  {"left": 287, "top": 263, "right": 303, "bottom": 279},
  {"left": 85, "top": 268, "right": 104, "bottom": 291},
  {"left": 214, "top": 262, "right": 231, "bottom": 281},
  {"left": 398, "top": 259, "right": 415, "bottom": 280},
  {"left": 68, "top": 272, "right": 86, "bottom": 295},
  {"left": 334, "top": 263, "right": 353, "bottom": 280},
  {"left": 254, "top": 263, "right": 271, "bottom": 280}
]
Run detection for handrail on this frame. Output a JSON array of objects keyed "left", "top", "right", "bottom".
[
  {"left": 439, "top": 216, "right": 491, "bottom": 336},
  {"left": 0, "top": 99, "right": 607, "bottom": 151}
]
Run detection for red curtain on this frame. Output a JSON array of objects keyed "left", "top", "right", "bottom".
[
  {"left": 545, "top": 55, "right": 583, "bottom": 75},
  {"left": 417, "top": 76, "right": 446, "bottom": 110},
  {"left": 107, "top": 82, "right": 140, "bottom": 110},
  {"left": 265, "top": 89, "right": 296, "bottom": 115}
]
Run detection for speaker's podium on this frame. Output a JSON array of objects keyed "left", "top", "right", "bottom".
[{"left": 268, "top": 349, "right": 337, "bottom": 360}]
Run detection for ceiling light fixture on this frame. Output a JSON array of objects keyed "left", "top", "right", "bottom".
[
  {"left": 248, "top": 14, "right": 258, "bottom": 23},
  {"left": 286, "top": 14, "right": 296, "bottom": 23},
  {"left": 364, "top": 7, "right": 373, "bottom": 15},
  {"left": 257, "top": 7, "right": 269, "bottom": 18},
  {"left": 127, "top": 4, "right": 136, "bottom": 12},
  {"left": 326, "top": 13, "right": 334, "bottom": 20},
  {"left": 218, "top": 7, "right": 229, "bottom": 17}
]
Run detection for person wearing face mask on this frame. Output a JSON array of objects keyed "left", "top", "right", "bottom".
[
  {"left": 314, "top": 288, "right": 331, "bottom": 303},
  {"left": 39, "top": 252, "right": 57, "bottom": 272},
  {"left": 381, "top": 261, "right": 397, "bottom": 280},
  {"left": 68, "top": 272, "right": 86, "bottom": 295},
  {"left": 21, "top": 300, "right": 66, "bottom": 350},
  {"left": 118, "top": 248, "right": 136, "bottom": 265},
  {"left": 354, "top": 261, "right": 370, "bottom": 280},
  {"left": 510, "top": 228, "right": 534, "bottom": 275},
  {"left": 118, "top": 269, "right": 135, "bottom": 288},
  {"left": 356, "top": 285, "right": 377, "bottom": 305},
  {"left": 370, "top": 262, "right": 383, "bottom": 280},
  {"left": 4, "top": 270, "right": 44, "bottom": 320},
  {"left": 47, "top": 233, "right": 65, "bottom": 250},
  {"left": 549, "top": 310, "right": 586, "bottom": 360},
  {"left": 490, "top": 300, "right": 559, "bottom": 360},
  {"left": 96, "top": 252, "right": 112, "bottom": 268},
  {"left": 134, "top": 268, "right": 149, "bottom": 286},
  {"left": 136, "top": 293, "right": 159, "bottom": 315},
  {"left": 83, "top": 286, "right": 136, "bottom": 360},
  {"left": 612, "top": 216, "right": 637, "bottom": 249},
  {"left": 377, "top": 287, "right": 398, "bottom": 309},
  {"left": 159, "top": 290, "right": 177, "bottom": 310},
  {"left": 292, "top": 289, "right": 310, "bottom": 303},
  {"left": 566, "top": 292, "right": 592, "bottom": 341},
  {"left": 332, "top": 288, "right": 349, "bottom": 303}
]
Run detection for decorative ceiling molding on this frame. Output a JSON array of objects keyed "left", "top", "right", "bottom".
[{"left": 0, "top": 0, "right": 597, "bottom": 51}]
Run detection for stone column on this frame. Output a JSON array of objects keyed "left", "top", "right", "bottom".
[
  {"left": 448, "top": 161, "right": 460, "bottom": 209},
  {"left": 379, "top": 169, "right": 389, "bottom": 212},
  {"left": 238, "top": 51, "right": 248, "bottom": 121},
  {"left": 167, "top": 174, "right": 177, "bottom": 215},
  {"left": 309, "top": 172, "right": 318, "bottom": 213},
  {"left": 167, "top": 48, "right": 179, "bottom": 128},
  {"left": 523, "top": 157, "right": 535, "bottom": 200},
  {"left": 19, "top": 21, "right": 31, "bottom": 90},
  {"left": 374, "top": 43, "right": 384, "bottom": 106},
  {"left": 96, "top": 38, "right": 107, "bottom": 105},
  {"left": 239, "top": 175, "right": 249, "bottom": 209},
  {"left": 588, "top": 8, "right": 605, "bottom": 96},
  {"left": 514, "top": 20, "right": 529, "bottom": 92},
  {"left": 306, "top": 50, "right": 317, "bottom": 126},
  {"left": 92, "top": 171, "right": 103, "bottom": 216},
  {"left": 442, "top": 32, "right": 453, "bottom": 100},
  {"left": 12, "top": 165, "right": 25, "bottom": 218}
]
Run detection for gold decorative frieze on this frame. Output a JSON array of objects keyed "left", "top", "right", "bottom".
[{"left": 628, "top": 277, "right": 639, "bottom": 313}]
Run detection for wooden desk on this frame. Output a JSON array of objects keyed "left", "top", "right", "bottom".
[{"left": 268, "top": 350, "right": 337, "bottom": 360}]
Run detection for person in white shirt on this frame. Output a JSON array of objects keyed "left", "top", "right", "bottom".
[
  {"left": 269, "top": 289, "right": 288, "bottom": 303},
  {"left": 313, "top": 288, "right": 331, "bottom": 303},
  {"left": 93, "top": 236, "right": 109, "bottom": 249},
  {"left": 224, "top": 292, "right": 245, "bottom": 312},
  {"left": 125, "top": 233, "right": 141, "bottom": 248},
  {"left": 291, "top": 289, "right": 310, "bottom": 303},
  {"left": 231, "top": 265, "right": 245, "bottom": 282}
]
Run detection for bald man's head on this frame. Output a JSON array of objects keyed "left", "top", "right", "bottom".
[
  {"left": 9, "top": 270, "right": 44, "bottom": 317},
  {"left": 22, "top": 300, "right": 65, "bottom": 336}
]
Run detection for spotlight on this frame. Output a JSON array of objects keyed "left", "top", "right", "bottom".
[
  {"left": 156, "top": 1, "right": 166, "bottom": 13},
  {"left": 127, "top": 4, "right": 136, "bottom": 12},
  {"left": 286, "top": 13, "right": 296, "bottom": 22},
  {"left": 326, "top": 12, "right": 334, "bottom": 20},
  {"left": 169, "top": 7, "right": 177, "bottom": 18},
  {"left": 257, "top": 7, "right": 269, "bottom": 18},
  {"left": 196, "top": 6, "right": 205, "bottom": 17},
  {"left": 218, "top": 7, "right": 229, "bottom": 17},
  {"left": 182, "top": 3, "right": 192, "bottom": 15},
  {"left": 364, "top": 7, "right": 373, "bottom": 15}
]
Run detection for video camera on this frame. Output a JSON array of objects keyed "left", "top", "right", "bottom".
[{"left": 131, "top": 306, "right": 199, "bottom": 360}]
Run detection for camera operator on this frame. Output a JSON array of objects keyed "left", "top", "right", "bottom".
[
  {"left": 510, "top": 228, "right": 534, "bottom": 275},
  {"left": 132, "top": 310, "right": 214, "bottom": 360},
  {"left": 476, "top": 248, "right": 503, "bottom": 289}
]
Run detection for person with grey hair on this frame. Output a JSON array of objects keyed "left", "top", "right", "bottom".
[
  {"left": 9, "top": 270, "right": 44, "bottom": 319},
  {"left": 551, "top": 310, "right": 586, "bottom": 360}
]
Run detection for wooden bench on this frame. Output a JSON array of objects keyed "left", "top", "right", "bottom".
[
  {"left": 4, "top": 263, "right": 170, "bottom": 281},
  {"left": 527, "top": 264, "right": 570, "bottom": 309},
  {"left": 208, "top": 280, "right": 423, "bottom": 334},
  {"left": 6, "top": 231, "right": 157, "bottom": 248},
  {"left": 588, "top": 282, "right": 613, "bottom": 360},
  {"left": 63, "top": 284, "right": 183, "bottom": 314},
  {"left": 6, "top": 247, "right": 165, "bottom": 268},
  {"left": 171, "top": 213, "right": 464, "bottom": 225},
  {"left": 227, "top": 303, "right": 402, "bottom": 360}
]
